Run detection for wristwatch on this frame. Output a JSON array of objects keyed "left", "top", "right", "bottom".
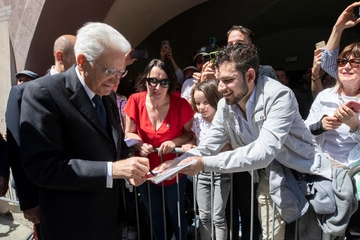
[{"left": 349, "top": 125, "right": 360, "bottom": 133}]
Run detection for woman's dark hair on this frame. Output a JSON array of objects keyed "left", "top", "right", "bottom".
[
  {"left": 135, "top": 59, "right": 177, "bottom": 94},
  {"left": 191, "top": 79, "right": 222, "bottom": 113}
]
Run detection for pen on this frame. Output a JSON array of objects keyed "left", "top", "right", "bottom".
[{"left": 149, "top": 170, "right": 157, "bottom": 176}]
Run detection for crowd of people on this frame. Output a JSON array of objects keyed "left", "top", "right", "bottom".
[{"left": 0, "top": 2, "right": 360, "bottom": 240}]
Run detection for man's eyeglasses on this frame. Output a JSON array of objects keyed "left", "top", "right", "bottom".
[
  {"left": 146, "top": 78, "right": 171, "bottom": 88},
  {"left": 93, "top": 62, "right": 128, "bottom": 78},
  {"left": 337, "top": 58, "right": 360, "bottom": 68}
]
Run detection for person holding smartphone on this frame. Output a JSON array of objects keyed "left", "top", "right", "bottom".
[
  {"left": 305, "top": 2, "right": 360, "bottom": 238},
  {"left": 160, "top": 41, "right": 185, "bottom": 85}
]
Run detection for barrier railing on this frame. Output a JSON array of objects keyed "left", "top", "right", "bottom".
[
  {"left": 125, "top": 147, "right": 360, "bottom": 240},
  {"left": 1, "top": 147, "right": 359, "bottom": 240}
]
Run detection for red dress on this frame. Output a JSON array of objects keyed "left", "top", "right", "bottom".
[{"left": 124, "top": 92, "right": 194, "bottom": 186}]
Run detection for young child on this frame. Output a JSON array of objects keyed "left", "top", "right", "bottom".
[{"left": 182, "top": 79, "right": 231, "bottom": 240}]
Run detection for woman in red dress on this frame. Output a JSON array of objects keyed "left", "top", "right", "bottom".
[{"left": 124, "top": 59, "right": 194, "bottom": 240}]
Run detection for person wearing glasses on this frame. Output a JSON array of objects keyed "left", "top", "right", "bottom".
[
  {"left": 124, "top": 59, "right": 194, "bottom": 240},
  {"left": 306, "top": 2, "right": 360, "bottom": 239},
  {"left": 19, "top": 22, "right": 150, "bottom": 240}
]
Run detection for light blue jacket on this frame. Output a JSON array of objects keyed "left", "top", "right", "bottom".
[{"left": 177, "top": 75, "right": 333, "bottom": 222}]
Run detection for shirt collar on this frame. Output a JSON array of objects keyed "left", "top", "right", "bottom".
[{"left": 75, "top": 66, "right": 96, "bottom": 100}]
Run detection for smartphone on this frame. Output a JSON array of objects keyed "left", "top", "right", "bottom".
[
  {"left": 209, "top": 51, "right": 218, "bottom": 63},
  {"left": 130, "top": 50, "right": 148, "bottom": 59},
  {"left": 315, "top": 41, "right": 326, "bottom": 49},
  {"left": 162, "top": 40, "right": 169, "bottom": 50},
  {"left": 354, "top": 6, "right": 360, "bottom": 19},
  {"left": 346, "top": 101, "right": 360, "bottom": 112},
  {"left": 209, "top": 37, "right": 216, "bottom": 50}
]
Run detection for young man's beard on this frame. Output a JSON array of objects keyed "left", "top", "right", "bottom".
[{"left": 225, "top": 80, "right": 249, "bottom": 105}]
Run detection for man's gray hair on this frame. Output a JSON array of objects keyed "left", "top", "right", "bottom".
[{"left": 74, "top": 22, "right": 131, "bottom": 63}]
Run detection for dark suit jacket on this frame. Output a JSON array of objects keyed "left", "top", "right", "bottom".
[
  {"left": 20, "top": 66, "right": 124, "bottom": 240},
  {"left": 6, "top": 82, "right": 38, "bottom": 210}
]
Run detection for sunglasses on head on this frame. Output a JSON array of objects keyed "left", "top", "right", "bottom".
[
  {"left": 146, "top": 78, "right": 171, "bottom": 88},
  {"left": 337, "top": 58, "right": 360, "bottom": 68}
]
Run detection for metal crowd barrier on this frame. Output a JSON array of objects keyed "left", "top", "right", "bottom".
[
  {"left": 124, "top": 147, "right": 245, "bottom": 240},
  {"left": 124, "top": 147, "right": 360, "bottom": 240},
  {"left": 1, "top": 147, "right": 359, "bottom": 240}
]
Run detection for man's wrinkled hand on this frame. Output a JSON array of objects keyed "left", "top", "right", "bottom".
[{"left": 113, "top": 157, "right": 149, "bottom": 186}]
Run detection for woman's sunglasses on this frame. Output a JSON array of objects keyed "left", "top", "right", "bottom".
[
  {"left": 146, "top": 78, "right": 171, "bottom": 88},
  {"left": 337, "top": 58, "right": 360, "bottom": 68}
]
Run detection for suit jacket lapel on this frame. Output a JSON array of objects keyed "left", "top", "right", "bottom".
[
  {"left": 65, "top": 67, "right": 110, "bottom": 139},
  {"left": 103, "top": 95, "right": 120, "bottom": 151}
]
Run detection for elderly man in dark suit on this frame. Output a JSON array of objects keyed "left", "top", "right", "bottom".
[{"left": 19, "top": 22, "right": 149, "bottom": 240}]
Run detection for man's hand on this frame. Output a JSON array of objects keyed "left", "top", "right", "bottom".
[
  {"left": 321, "top": 116, "right": 342, "bottom": 131},
  {"left": 24, "top": 206, "right": 40, "bottom": 224},
  {"left": 154, "top": 157, "right": 204, "bottom": 177},
  {"left": 0, "top": 176, "right": 8, "bottom": 196},
  {"left": 153, "top": 159, "right": 179, "bottom": 172},
  {"left": 179, "top": 157, "right": 204, "bottom": 176},
  {"left": 153, "top": 156, "right": 204, "bottom": 180},
  {"left": 112, "top": 157, "right": 149, "bottom": 186}
]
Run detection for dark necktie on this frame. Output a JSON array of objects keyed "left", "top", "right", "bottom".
[{"left": 92, "top": 95, "right": 107, "bottom": 127}]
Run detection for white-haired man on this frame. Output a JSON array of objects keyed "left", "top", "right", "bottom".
[{"left": 20, "top": 22, "right": 149, "bottom": 240}]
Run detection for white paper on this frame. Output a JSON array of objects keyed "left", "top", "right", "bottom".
[
  {"left": 147, "top": 159, "right": 198, "bottom": 184},
  {"left": 124, "top": 138, "right": 139, "bottom": 147}
]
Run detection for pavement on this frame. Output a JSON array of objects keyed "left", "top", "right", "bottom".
[{"left": 0, "top": 213, "right": 32, "bottom": 240}]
